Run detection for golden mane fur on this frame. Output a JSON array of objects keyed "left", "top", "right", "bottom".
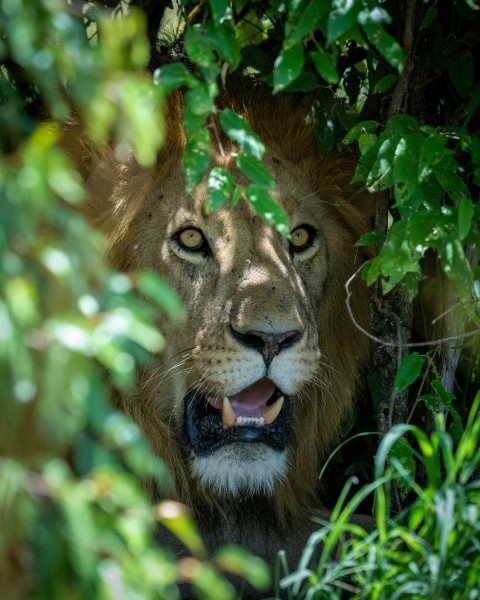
[{"left": 73, "top": 80, "right": 373, "bottom": 564}]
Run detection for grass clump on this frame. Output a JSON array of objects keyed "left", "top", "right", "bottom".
[{"left": 280, "top": 392, "right": 480, "bottom": 599}]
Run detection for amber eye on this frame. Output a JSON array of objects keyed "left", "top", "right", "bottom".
[
  {"left": 290, "top": 225, "right": 315, "bottom": 253},
  {"left": 175, "top": 227, "right": 208, "bottom": 253}
]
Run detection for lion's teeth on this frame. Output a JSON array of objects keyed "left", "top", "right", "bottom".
[
  {"left": 261, "top": 396, "right": 284, "bottom": 425},
  {"left": 222, "top": 397, "right": 237, "bottom": 427},
  {"left": 236, "top": 416, "right": 265, "bottom": 425}
]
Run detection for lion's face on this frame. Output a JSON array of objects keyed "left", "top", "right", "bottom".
[
  {"left": 154, "top": 157, "right": 326, "bottom": 496},
  {"left": 82, "top": 93, "right": 371, "bottom": 519}
]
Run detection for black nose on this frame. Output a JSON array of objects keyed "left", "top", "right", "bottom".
[{"left": 230, "top": 325, "right": 303, "bottom": 367}]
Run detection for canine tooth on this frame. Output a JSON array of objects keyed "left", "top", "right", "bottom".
[
  {"left": 222, "top": 397, "right": 237, "bottom": 427},
  {"left": 261, "top": 396, "right": 284, "bottom": 425}
]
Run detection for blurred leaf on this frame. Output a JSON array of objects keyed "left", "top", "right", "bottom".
[
  {"left": 209, "top": 0, "right": 229, "bottom": 22},
  {"left": 273, "top": 44, "right": 305, "bottom": 92},
  {"left": 287, "top": 0, "right": 328, "bottom": 43},
  {"left": 326, "top": 1, "right": 361, "bottom": 44},
  {"left": 136, "top": 271, "right": 185, "bottom": 320},
  {"left": 311, "top": 49, "right": 339, "bottom": 84},
  {"left": 439, "top": 233, "right": 474, "bottom": 303},
  {"left": 155, "top": 501, "right": 206, "bottom": 557},
  {"left": 374, "top": 74, "right": 397, "bottom": 93},
  {"left": 185, "top": 25, "right": 216, "bottom": 68},
  {"left": 458, "top": 197, "right": 474, "bottom": 240},
  {"left": 206, "top": 22, "right": 241, "bottom": 69},
  {"left": 153, "top": 63, "right": 197, "bottom": 93},
  {"left": 215, "top": 545, "right": 270, "bottom": 589},
  {"left": 448, "top": 52, "right": 474, "bottom": 99}
]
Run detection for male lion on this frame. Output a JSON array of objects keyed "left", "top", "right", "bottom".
[{"left": 78, "top": 82, "right": 372, "bottom": 576}]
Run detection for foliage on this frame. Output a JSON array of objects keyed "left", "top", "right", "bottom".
[
  {"left": 279, "top": 392, "right": 480, "bottom": 599},
  {"left": 1, "top": 0, "right": 480, "bottom": 598},
  {"left": 0, "top": 1, "right": 268, "bottom": 597}
]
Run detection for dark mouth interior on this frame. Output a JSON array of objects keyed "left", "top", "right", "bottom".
[{"left": 184, "top": 385, "right": 290, "bottom": 456}]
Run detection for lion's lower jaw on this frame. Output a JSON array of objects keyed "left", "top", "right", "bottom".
[{"left": 190, "top": 444, "right": 288, "bottom": 497}]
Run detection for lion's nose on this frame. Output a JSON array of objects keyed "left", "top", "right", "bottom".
[{"left": 230, "top": 326, "right": 303, "bottom": 368}]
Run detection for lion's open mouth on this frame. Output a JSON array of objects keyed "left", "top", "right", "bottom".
[{"left": 184, "top": 378, "right": 291, "bottom": 456}]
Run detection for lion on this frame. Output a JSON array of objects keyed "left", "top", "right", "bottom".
[{"left": 74, "top": 81, "right": 373, "bottom": 578}]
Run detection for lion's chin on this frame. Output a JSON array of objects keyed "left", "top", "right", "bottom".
[
  {"left": 190, "top": 444, "right": 288, "bottom": 496},
  {"left": 183, "top": 379, "right": 291, "bottom": 495}
]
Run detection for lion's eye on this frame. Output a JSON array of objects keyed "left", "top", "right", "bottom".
[
  {"left": 290, "top": 225, "right": 315, "bottom": 253},
  {"left": 175, "top": 227, "right": 208, "bottom": 253}
]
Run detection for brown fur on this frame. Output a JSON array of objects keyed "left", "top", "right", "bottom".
[{"left": 68, "top": 83, "right": 373, "bottom": 565}]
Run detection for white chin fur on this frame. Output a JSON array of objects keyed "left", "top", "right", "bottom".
[{"left": 191, "top": 444, "right": 288, "bottom": 497}]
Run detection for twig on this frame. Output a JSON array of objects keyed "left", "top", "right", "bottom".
[
  {"left": 387, "top": 0, "right": 420, "bottom": 118},
  {"left": 345, "top": 264, "right": 480, "bottom": 348}
]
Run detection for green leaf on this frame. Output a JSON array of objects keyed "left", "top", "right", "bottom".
[
  {"left": 185, "top": 85, "right": 215, "bottom": 116},
  {"left": 310, "top": 49, "right": 339, "bottom": 84},
  {"left": 392, "top": 134, "right": 423, "bottom": 211},
  {"left": 184, "top": 129, "right": 211, "bottom": 191},
  {"left": 406, "top": 212, "right": 437, "bottom": 247},
  {"left": 361, "top": 22, "right": 404, "bottom": 72},
  {"left": 373, "top": 74, "right": 397, "bottom": 94},
  {"left": 421, "top": 5, "right": 438, "bottom": 29},
  {"left": 388, "top": 437, "right": 416, "bottom": 496},
  {"left": 236, "top": 154, "right": 275, "bottom": 189},
  {"left": 231, "top": 185, "right": 242, "bottom": 208},
  {"left": 273, "top": 44, "right": 305, "bottom": 93},
  {"left": 287, "top": 0, "right": 328, "bottom": 43},
  {"left": 378, "top": 220, "right": 422, "bottom": 292},
  {"left": 355, "top": 231, "right": 385, "bottom": 246},
  {"left": 458, "top": 197, "right": 474, "bottom": 240},
  {"left": 207, "top": 167, "right": 234, "bottom": 212},
  {"left": 220, "top": 109, "right": 265, "bottom": 159},
  {"left": 366, "top": 137, "right": 397, "bottom": 190},
  {"left": 209, "top": 0, "right": 229, "bottom": 22},
  {"left": 394, "top": 352, "right": 425, "bottom": 393},
  {"left": 418, "top": 135, "right": 449, "bottom": 181},
  {"left": 153, "top": 63, "right": 196, "bottom": 94},
  {"left": 326, "top": 1, "right": 361, "bottom": 45},
  {"left": 314, "top": 110, "right": 339, "bottom": 154},
  {"left": 244, "top": 185, "right": 289, "bottom": 236},
  {"left": 448, "top": 52, "right": 474, "bottom": 99},
  {"left": 422, "top": 393, "right": 440, "bottom": 412},
  {"left": 185, "top": 25, "right": 215, "bottom": 68},
  {"left": 387, "top": 114, "right": 419, "bottom": 135},
  {"left": 431, "top": 379, "right": 464, "bottom": 442},
  {"left": 358, "top": 132, "right": 379, "bottom": 154},
  {"left": 343, "top": 120, "right": 378, "bottom": 145},
  {"left": 439, "top": 233, "right": 473, "bottom": 303},
  {"left": 435, "top": 161, "right": 468, "bottom": 201},
  {"left": 206, "top": 22, "right": 241, "bottom": 69},
  {"left": 282, "top": 71, "right": 320, "bottom": 92}
]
